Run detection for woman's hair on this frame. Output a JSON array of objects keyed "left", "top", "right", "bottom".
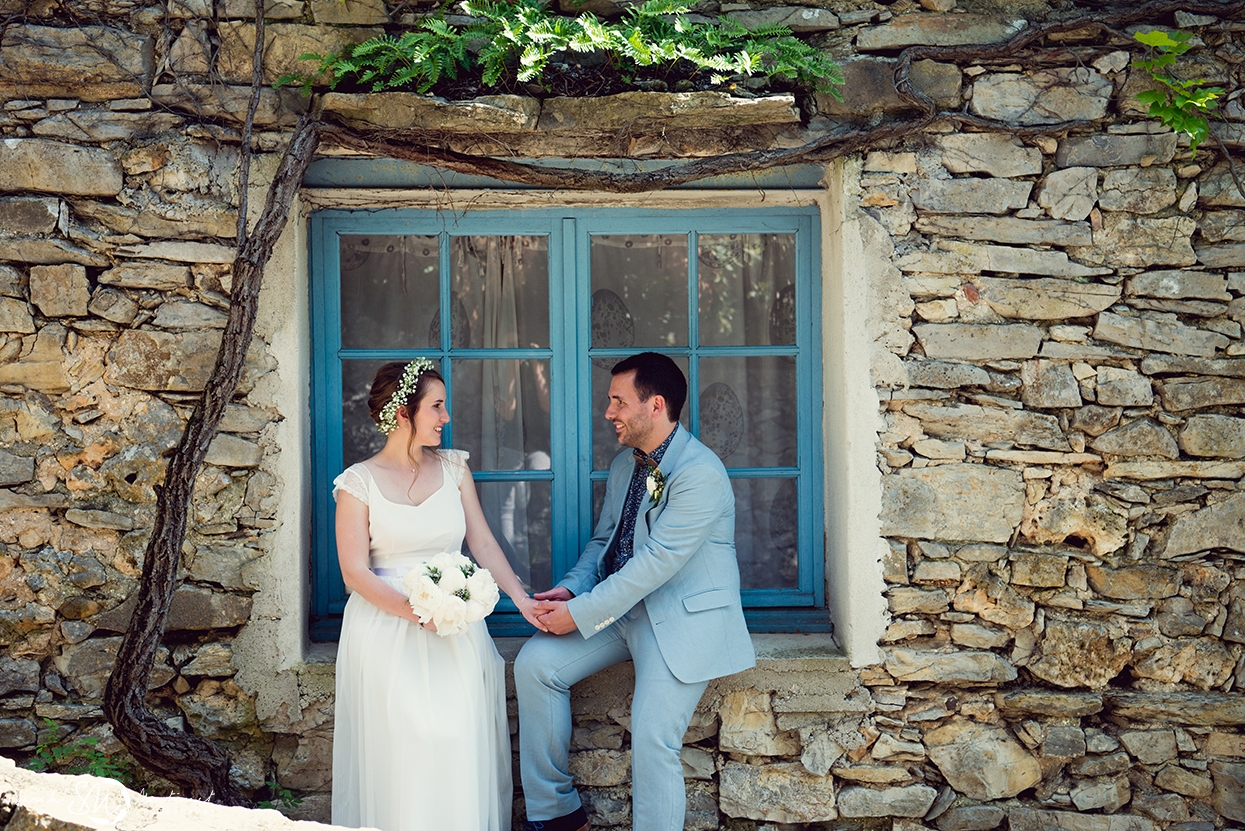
[{"left": 368, "top": 361, "right": 445, "bottom": 429}]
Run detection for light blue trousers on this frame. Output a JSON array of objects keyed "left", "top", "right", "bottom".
[{"left": 515, "top": 602, "right": 709, "bottom": 831}]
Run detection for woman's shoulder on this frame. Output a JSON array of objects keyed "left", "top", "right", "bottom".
[
  {"left": 332, "top": 462, "right": 373, "bottom": 504},
  {"left": 436, "top": 448, "right": 471, "bottom": 485}
]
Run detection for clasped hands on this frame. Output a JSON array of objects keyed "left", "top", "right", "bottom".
[{"left": 517, "top": 586, "right": 578, "bottom": 635}]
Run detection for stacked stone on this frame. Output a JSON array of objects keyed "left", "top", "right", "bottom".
[
  {"left": 0, "top": 1, "right": 296, "bottom": 794},
  {"left": 859, "top": 16, "right": 1245, "bottom": 831},
  {"left": 0, "top": 0, "right": 1243, "bottom": 828}
]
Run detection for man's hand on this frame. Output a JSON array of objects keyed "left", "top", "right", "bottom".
[
  {"left": 532, "top": 600, "right": 578, "bottom": 635},
  {"left": 534, "top": 586, "right": 574, "bottom": 602}
]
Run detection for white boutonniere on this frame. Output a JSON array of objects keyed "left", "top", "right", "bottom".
[{"left": 636, "top": 453, "right": 666, "bottom": 504}]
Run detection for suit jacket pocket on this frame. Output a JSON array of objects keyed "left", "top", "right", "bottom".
[{"left": 682, "top": 587, "right": 733, "bottom": 613}]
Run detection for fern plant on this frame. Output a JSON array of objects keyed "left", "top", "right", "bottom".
[
  {"left": 26, "top": 718, "right": 138, "bottom": 789},
  {"left": 1133, "top": 29, "right": 1223, "bottom": 155},
  {"left": 278, "top": 0, "right": 843, "bottom": 98}
]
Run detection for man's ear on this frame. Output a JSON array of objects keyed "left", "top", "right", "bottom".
[{"left": 648, "top": 394, "right": 667, "bottom": 419}]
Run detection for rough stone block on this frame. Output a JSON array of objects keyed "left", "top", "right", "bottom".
[
  {"left": 0, "top": 25, "right": 153, "bottom": 100},
  {"left": 838, "top": 783, "right": 937, "bottom": 817},
  {"left": 1056, "top": 133, "right": 1178, "bottom": 168},
  {"left": 912, "top": 178, "right": 1032, "bottom": 215},
  {"left": 816, "top": 58, "right": 961, "bottom": 116},
  {"left": 1165, "top": 493, "right": 1245, "bottom": 558},
  {"left": 857, "top": 14, "right": 1024, "bottom": 50},
  {"left": 0, "top": 197, "right": 59, "bottom": 236},
  {"left": 1039, "top": 166, "right": 1098, "bottom": 220},
  {"left": 719, "top": 760, "right": 836, "bottom": 823},
  {"left": 883, "top": 647, "right": 1017, "bottom": 684},
  {"left": 1021, "top": 360, "right": 1081, "bottom": 408},
  {"left": 718, "top": 689, "right": 800, "bottom": 756},
  {"left": 925, "top": 718, "right": 1041, "bottom": 800},
  {"left": 29, "top": 264, "right": 88, "bottom": 317},
  {"left": 1028, "top": 615, "right": 1130, "bottom": 689},
  {"left": 0, "top": 139, "right": 122, "bottom": 197},
  {"left": 972, "top": 68, "right": 1110, "bottom": 124},
  {"left": 1096, "top": 366, "right": 1153, "bottom": 407},
  {"left": 1093, "top": 311, "right": 1227, "bottom": 358},
  {"left": 1210, "top": 761, "right": 1245, "bottom": 823},
  {"left": 881, "top": 464, "right": 1024, "bottom": 544},
  {"left": 1099, "top": 167, "right": 1177, "bottom": 214},
  {"left": 972, "top": 276, "right": 1118, "bottom": 321},
  {"left": 1089, "top": 418, "right": 1179, "bottom": 460},
  {"left": 0, "top": 297, "right": 32, "bottom": 333},
  {"left": 937, "top": 133, "right": 1042, "bottom": 178},
  {"left": 913, "top": 324, "right": 1042, "bottom": 361}
]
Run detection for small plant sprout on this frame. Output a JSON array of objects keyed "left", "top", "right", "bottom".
[{"left": 1133, "top": 28, "right": 1224, "bottom": 156}]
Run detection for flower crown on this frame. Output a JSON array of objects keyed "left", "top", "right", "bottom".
[{"left": 377, "top": 358, "right": 436, "bottom": 435}]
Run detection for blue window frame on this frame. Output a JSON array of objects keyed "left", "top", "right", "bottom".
[{"left": 310, "top": 206, "right": 824, "bottom": 640}]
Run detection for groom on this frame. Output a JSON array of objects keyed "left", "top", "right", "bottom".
[{"left": 516, "top": 352, "right": 756, "bottom": 831}]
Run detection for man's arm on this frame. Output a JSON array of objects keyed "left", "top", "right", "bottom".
[
  {"left": 563, "top": 458, "right": 731, "bottom": 636},
  {"left": 552, "top": 455, "right": 627, "bottom": 598}
]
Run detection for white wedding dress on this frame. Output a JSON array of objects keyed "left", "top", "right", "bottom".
[{"left": 331, "top": 450, "right": 512, "bottom": 831}]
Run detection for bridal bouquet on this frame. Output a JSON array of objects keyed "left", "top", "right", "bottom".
[{"left": 401, "top": 551, "right": 500, "bottom": 637}]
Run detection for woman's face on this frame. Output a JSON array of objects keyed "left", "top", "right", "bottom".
[{"left": 408, "top": 379, "right": 450, "bottom": 447}]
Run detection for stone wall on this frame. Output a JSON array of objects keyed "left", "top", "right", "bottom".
[{"left": 0, "top": 0, "right": 1243, "bottom": 829}]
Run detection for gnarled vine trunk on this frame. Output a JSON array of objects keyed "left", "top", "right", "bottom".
[{"left": 102, "top": 113, "right": 320, "bottom": 804}]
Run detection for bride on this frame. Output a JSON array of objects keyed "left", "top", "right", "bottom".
[{"left": 331, "top": 359, "right": 545, "bottom": 831}]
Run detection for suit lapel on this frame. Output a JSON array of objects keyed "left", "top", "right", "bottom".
[{"left": 636, "top": 426, "right": 690, "bottom": 545}]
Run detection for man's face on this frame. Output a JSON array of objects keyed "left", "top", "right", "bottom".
[{"left": 604, "top": 370, "right": 657, "bottom": 450}]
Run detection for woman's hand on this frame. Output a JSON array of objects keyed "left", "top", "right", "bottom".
[
  {"left": 515, "top": 595, "right": 549, "bottom": 632},
  {"left": 398, "top": 603, "right": 437, "bottom": 631}
]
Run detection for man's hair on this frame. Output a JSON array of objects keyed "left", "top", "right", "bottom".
[{"left": 611, "top": 352, "right": 687, "bottom": 423}]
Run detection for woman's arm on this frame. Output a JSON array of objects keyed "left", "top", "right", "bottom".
[
  {"left": 458, "top": 470, "right": 548, "bottom": 632},
  {"left": 336, "top": 493, "right": 425, "bottom": 625}
]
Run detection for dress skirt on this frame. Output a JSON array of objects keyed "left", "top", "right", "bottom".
[{"left": 332, "top": 575, "right": 512, "bottom": 831}]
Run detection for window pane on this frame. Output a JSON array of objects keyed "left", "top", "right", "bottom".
[
  {"left": 451, "top": 359, "right": 552, "bottom": 473},
  {"left": 698, "top": 233, "right": 796, "bottom": 347},
  {"left": 340, "top": 235, "right": 439, "bottom": 349},
  {"left": 590, "top": 234, "right": 688, "bottom": 350},
  {"left": 697, "top": 356, "right": 797, "bottom": 467},
  {"left": 342, "top": 359, "right": 390, "bottom": 466},
  {"left": 591, "top": 356, "right": 689, "bottom": 471},
  {"left": 467, "top": 480, "right": 552, "bottom": 594},
  {"left": 733, "top": 477, "right": 799, "bottom": 589},
  {"left": 451, "top": 236, "right": 549, "bottom": 348}
]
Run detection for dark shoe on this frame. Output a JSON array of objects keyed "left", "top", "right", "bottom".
[{"left": 527, "top": 806, "right": 589, "bottom": 831}]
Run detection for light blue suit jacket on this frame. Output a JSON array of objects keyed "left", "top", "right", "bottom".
[{"left": 561, "top": 427, "right": 756, "bottom": 684}]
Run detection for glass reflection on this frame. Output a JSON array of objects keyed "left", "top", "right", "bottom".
[
  {"left": 698, "top": 233, "right": 796, "bottom": 347},
  {"left": 340, "top": 236, "right": 439, "bottom": 349},
  {"left": 697, "top": 356, "right": 797, "bottom": 467},
  {"left": 342, "top": 359, "right": 391, "bottom": 466},
  {"left": 733, "top": 477, "right": 799, "bottom": 589},
  {"left": 451, "top": 236, "right": 550, "bottom": 349},
  {"left": 451, "top": 360, "right": 552, "bottom": 473},
  {"left": 466, "top": 480, "right": 552, "bottom": 593},
  {"left": 590, "top": 234, "right": 688, "bottom": 349}
]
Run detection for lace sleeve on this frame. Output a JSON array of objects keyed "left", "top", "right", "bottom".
[
  {"left": 440, "top": 449, "right": 471, "bottom": 487},
  {"left": 332, "top": 465, "right": 369, "bottom": 506}
]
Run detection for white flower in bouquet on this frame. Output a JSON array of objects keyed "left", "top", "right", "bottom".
[
  {"left": 434, "top": 593, "right": 470, "bottom": 636},
  {"left": 403, "top": 573, "right": 442, "bottom": 620},
  {"left": 436, "top": 560, "right": 468, "bottom": 596},
  {"left": 401, "top": 550, "right": 500, "bottom": 637},
  {"left": 466, "top": 569, "right": 500, "bottom": 607}
]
